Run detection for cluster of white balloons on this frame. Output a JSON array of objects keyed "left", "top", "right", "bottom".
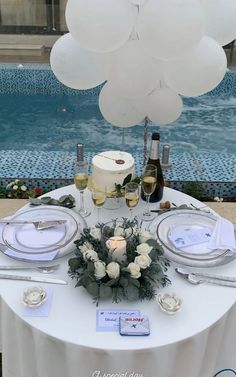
[{"left": 50, "top": 0, "right": 236, "bottom": 128}]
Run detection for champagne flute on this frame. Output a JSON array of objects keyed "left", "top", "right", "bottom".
[
  {"left": 141, "top": 164, "right": 157, "bottom": 221},
  {"left": 124, "top": 182, "right": 139, "bottom": 220},
  {"left": 74, "top": 162, "right": 91, "bottom": 217},
  {"left": 91, "top": 186, "right": 106, "bottom": 223}
]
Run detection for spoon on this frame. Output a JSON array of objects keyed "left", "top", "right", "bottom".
[{"left": 0, "top": 264, "right": 60, "bottom": 274}]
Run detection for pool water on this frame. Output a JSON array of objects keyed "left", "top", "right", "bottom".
[{"left": 0, "top": 91, "right": 235, "bottom": 155}]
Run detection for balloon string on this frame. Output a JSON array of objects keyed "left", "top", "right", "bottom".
[{"left": 143, "top": 117, "right": 148, "bottom": 167}]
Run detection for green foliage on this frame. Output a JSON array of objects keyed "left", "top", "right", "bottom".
[
  {"left": 182, "top": 182, "right": 205, "bottom": 200},
  {"left": 114, "top": 174, "right": 141, "bottom": 198},
  {"left": 68, "top": 219, "right": 170, "bottom": 306},
  {"left": 29, "top": 194, "right": 75, "bottom": 208}
]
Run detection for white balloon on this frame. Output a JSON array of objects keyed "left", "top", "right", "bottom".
[
  {"left": 66, "top": 0, "right": 135, "bottom": 53},
  {"left": 99, "top": 83, "right": 146, "bottom": 127},
  {"left": 164, "top": 37, "right": 227, "bottom": 97},
  {"left": 146, "top": 88, "right": 183, "bottom": 125},
  {"left": 50, "top": 34, "right": 109, "bottom": 90},
  {"left": 136, "top": 0, "right": 204, "bottom": 59},
  {"left": 109, "top": 40, "right": 163, "bottom": 99},
  {"left": 129, "top": 0, "right": 147, "bottom": 5},
  {"left": 202, "top": 0, "right": 236, "bottom": 46}
]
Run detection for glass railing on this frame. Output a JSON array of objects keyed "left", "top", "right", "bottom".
[{"left": 0, "top": 0, "right": 67, "bottom": 34}]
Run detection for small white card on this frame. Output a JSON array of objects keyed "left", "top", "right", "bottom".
[
  {"left": 96, "top": 309, "right": 140, "bottom": 332},
  {"left": 169, "top": 227, "right": 213, "bottom": 248},
  {"left": 119, "top": 315, "right": 150, "bottom": 336}
]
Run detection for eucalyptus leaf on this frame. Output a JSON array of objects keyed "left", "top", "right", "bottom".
[
  {"left": 86, "top": 282, "right": 99, "bottom": 297},
  {"left": 129, "top": 278, "right": 140, "bottom": 288},
  {"left": 119, "top": 277, "right": 129, "bottom": 287},
  {"left": 124, "top": 285, "right": 140, "bottom": 301},
  {"left": 122, "top": 173, "right": 132, "bottom": 186},
  {"left": 68, "top": 258, "right": 80, "bottom": 272},
  {"left": 99, "top": 284, "right": 113, "bottom": 299},
  {"left": 40, "top": 197, "right": 52, "bottom": 204}
]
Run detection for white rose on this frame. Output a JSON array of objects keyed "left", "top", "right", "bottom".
[
  {"left": 106, "top": 262, "right": 120, "bottom": 279},
  {"left": 125, "top": 227, "right": 133, "bottom": 238},
  {"left": 21, "top": 185, "right": 27, "bottom": 192},
  {"left": 139, "top": 230, "right": 152, "bottom": 244},
  {"left": 136, "top": 243, "right": 153, "bottom": 255},
  {"left": 134, "top": 254, "right": 152, "bottom": 269},
  {"left": 90, "top": 227, "right": 101, "bottom": 240},
  {"left": 80, "top": 241, "right": 93, "bottom": 254},
  {"left": 13, "top": 185, "right": 18, "bottom": 190},
  {"left": 83, "top": 249, "right": 99, "bottom": 262},
  {"left": 114, "top": 226, "right": 125, "bottom": 237},
  {"left": 127, "top": 262, "right": 141, "bottom": 279},
  {"left": 15, "top": 179, "right": 20, "bottom": 183},
  {"left": 94, "top": 260, "right": 106, "bottom": 280}
]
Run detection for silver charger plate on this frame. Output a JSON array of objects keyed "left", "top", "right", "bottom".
[
  {"left": 0, "top": 206, "right": 87, "bottom": 262},
  {"left": 148, "top": 209, "right": 236, "bottom": 267}
]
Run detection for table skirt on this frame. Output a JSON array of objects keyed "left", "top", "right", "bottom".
[{"left": 1, "top": 299, "right": 236, "bottom": 377}]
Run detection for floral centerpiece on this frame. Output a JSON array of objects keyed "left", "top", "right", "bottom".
[{"left": 68, "top": 219, "right": 170, "bottom": 305}]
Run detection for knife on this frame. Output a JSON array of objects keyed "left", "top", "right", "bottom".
[
  {"left": 0, "top": 273, "right": 67, "bottom": 285},
  {"left": 176, "top": 267, "right": 236, "bottom": 283},
  {"left": 0, "top": 219, "right": 67, "bottom": 230}
]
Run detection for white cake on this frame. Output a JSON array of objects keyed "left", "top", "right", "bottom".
[{"left": 92, "top": 151, "right": 135, "bottom": 194}]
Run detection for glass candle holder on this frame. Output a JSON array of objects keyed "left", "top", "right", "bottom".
[{"left": 101, "top": 220, "right": 134, "bottom": 264}]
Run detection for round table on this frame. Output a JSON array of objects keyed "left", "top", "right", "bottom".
[{"left": 1, "top": 186, "right": 236, "bottom": 377}]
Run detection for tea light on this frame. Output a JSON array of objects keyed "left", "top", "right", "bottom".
[
  {"left": 23, "top": 286, "right": 47, "bottom": 308},
  {"left": 106, "top": 236, "right": 127, "bottom": 263}
]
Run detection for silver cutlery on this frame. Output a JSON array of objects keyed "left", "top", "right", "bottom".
[
  {"left": 176, "top": 267, "right": 236, "bottom": 283},
  {"left": 175, "top": 268, "right": 236, "bottom": 288},
  {"left": 0, "top": 264, "right": 60, "bottom": 274},
  {"left": 0, "top": 273, "right": 67, "bottom": 285},
  {"left": 0, "top": 219, "right": 67, "bottom": 230}
]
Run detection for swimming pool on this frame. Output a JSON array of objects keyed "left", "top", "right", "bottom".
[
  {"left": 0, "top": 63, "right": 235, "bottom": 198},
  {"left": 0, "top": 64, "right": 235, "bottom": 155}
]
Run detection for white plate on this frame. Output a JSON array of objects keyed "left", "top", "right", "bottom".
[
  {"left": 148, "top": 209, "right": 236, "bottom": 267},
  {"left": 1, "top": 206, "right": 87, "bottom": 261}
]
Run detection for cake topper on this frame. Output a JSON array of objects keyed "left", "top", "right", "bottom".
[{"left": 98, "top": 154, "right": 125, "bottom": 165}]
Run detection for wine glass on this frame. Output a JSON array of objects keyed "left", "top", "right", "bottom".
[
  {"left": 141, "top": 164, "right": 157, "bottom": 221},
  {"left": 74, "top": 163, "right": 91, "bottom": 217},
  {"left": 124, "top": 182, "right": 139, "bottom": 220},
  {"left": 91, "top": 186, "right": 106, "bottom": 223}
]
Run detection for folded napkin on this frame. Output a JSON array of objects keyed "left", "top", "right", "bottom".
[{"left": 207, "top": 216, "right": 236, "bottom": 253}]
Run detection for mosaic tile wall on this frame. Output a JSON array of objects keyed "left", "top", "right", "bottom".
[
  {"left": 0, "top": 63, "right": 235, "bottom": 97},
  {"left": 0, "top": 63, "right": 235, "bottom": 198},
  {"left": 0, "top": 150, "right": 235, "bottom": 198}
]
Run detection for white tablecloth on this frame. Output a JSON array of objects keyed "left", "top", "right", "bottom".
[{"left": 1, "top": 186, "right": 236, "bottom": 377}]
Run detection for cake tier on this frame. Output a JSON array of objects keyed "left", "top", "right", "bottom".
[{"left": 92, "top": 151, "right": 135, "bottom": 193}]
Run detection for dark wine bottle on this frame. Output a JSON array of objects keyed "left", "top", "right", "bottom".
[{"left": 141, "top": 132, "right": 164, "bottom": 202}]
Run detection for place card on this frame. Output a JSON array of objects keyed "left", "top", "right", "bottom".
[
  {"left": 96, "top": 309, "right": 140, "bottom": 332},
  {"left": 168, "top": 227, "right": 213, "bottom": 248}
]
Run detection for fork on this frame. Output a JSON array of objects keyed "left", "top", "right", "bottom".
[
  {"left": 0, "top": 264, "right": 60, "bottom": 274},
  {"left": 0, "top": 219, "right": 67, "bottom": 230}
]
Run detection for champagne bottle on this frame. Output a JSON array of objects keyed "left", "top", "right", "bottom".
[{"left": 141, "top": 132, "right": 164, "bottom": 202}]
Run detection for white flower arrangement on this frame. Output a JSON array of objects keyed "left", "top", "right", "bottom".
[
  {"left": 6, "top": 179, "right": 28, "bottom": 198},
  {"left": 69, "top": 219, "right": 170, "bottom": 305}
]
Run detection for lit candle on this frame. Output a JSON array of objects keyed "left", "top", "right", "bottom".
[{"left": 106, "top": 236, "right": 127, "bottom": 264}]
